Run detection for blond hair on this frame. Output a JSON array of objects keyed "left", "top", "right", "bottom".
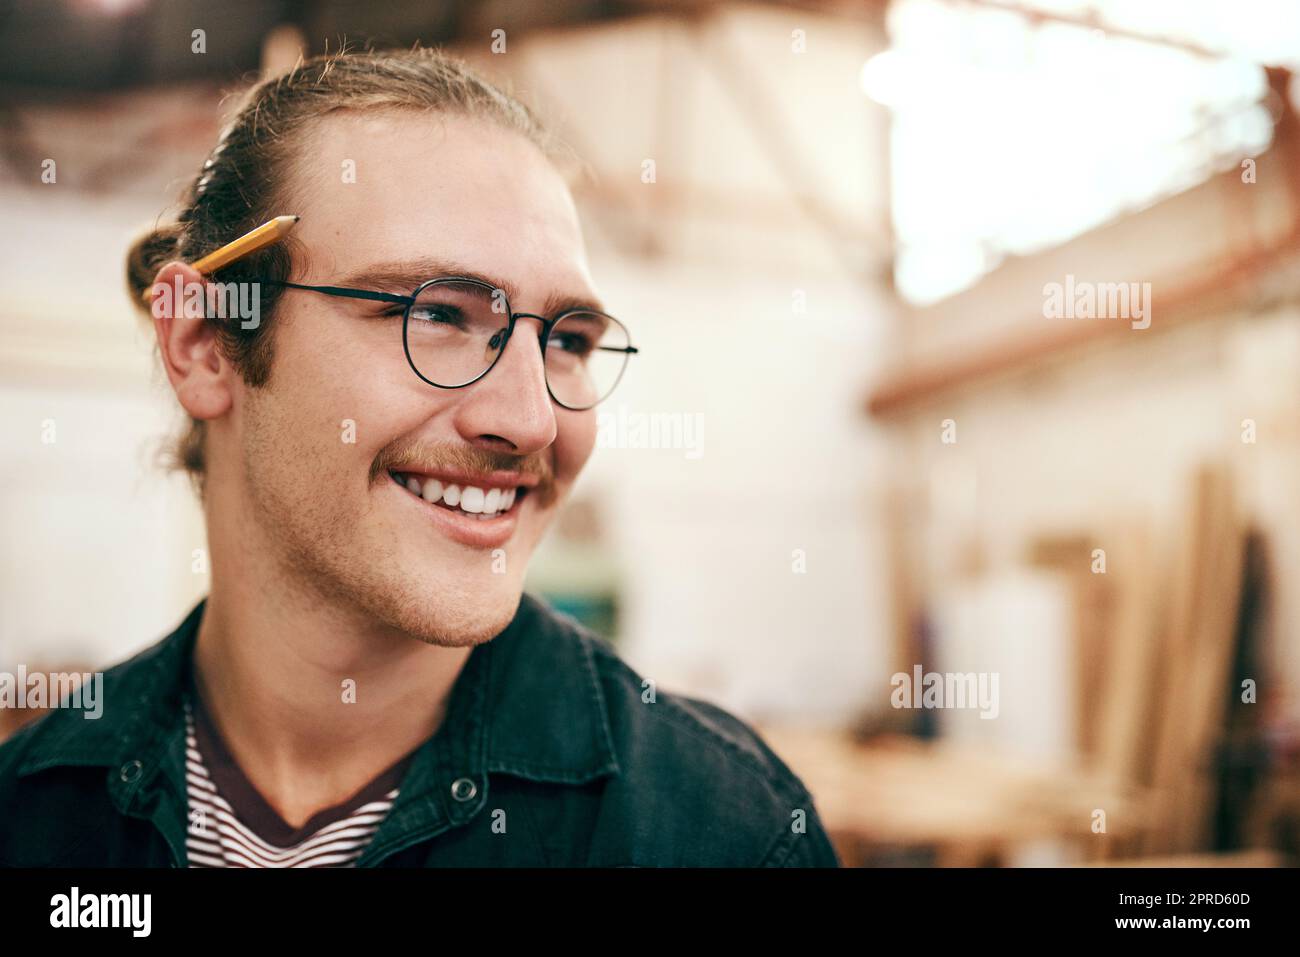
[{"left": 126, "top": 47, "right": 564, "bottom": 490}]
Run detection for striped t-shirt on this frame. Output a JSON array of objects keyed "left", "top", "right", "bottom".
[{"left": 183, "top": 691, "right": 417, "bottom": 868}]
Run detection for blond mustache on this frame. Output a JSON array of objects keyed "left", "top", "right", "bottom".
[{"left": 371, "top": 437, "right": 556, "bottom": 508}]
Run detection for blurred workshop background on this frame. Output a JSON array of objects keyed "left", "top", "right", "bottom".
[{"left": 2, "top": 0, "right": 1299, "bottom": 867}]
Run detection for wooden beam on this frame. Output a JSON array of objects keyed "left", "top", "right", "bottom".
[{"left": 864, "top": 222, "right": 1300, "bottom": 418}]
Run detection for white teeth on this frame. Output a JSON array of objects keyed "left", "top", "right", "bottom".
[
  {"left": 460, "top": 486, "right": 486, "bottom": 513},
  {"left": 393, "top": 472, "right": 520, "bottom": 517}
]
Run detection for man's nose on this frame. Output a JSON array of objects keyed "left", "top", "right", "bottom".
[{"left": 451, "top": 317, "right": 557, "bottom": 454}]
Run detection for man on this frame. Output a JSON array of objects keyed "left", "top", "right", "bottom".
[{"left": 0, "top": 48, "right": 839, "bottom": 867}]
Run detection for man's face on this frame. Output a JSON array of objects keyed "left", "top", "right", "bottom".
[{"left": 232, "top": 111, "right": 600, "bottom": 645}]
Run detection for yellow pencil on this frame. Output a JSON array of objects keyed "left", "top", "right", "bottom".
[{"left": 141, "top": 215, "right": 299, "bottom": 304}]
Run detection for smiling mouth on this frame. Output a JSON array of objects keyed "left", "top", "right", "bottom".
[{"left": 388, "top": 470, "right": 528, "bottom": 520}]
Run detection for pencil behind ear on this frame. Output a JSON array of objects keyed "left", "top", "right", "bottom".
[{"left": 126, "top": 222, "right": 185, "bottom": 318}]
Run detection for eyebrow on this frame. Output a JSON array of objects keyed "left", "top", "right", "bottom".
[{"left": 335, "top": 257, "right": 609, "bottom": 317}]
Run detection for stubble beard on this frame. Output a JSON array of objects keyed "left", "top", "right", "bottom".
[{"left": 239, "top": 412, "right": 521, "bottom": 649}]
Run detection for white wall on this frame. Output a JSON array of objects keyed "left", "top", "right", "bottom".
[
  {"left": 574, "top": 255, "right": 897, "bottom": 725},
  {"left": 0, "top": 189, "right": 210, "bottom": 670}
]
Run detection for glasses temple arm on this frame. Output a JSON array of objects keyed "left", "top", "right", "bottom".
[{"left": 257, "top": 279, "right": 412, "bottom": 306}]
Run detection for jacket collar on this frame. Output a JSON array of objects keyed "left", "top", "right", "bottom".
[
  {"left": 17, "top": 592, "right": 620, "bottom": 787},
  {"left": 16, "top": 600, "right": 202, "bottom": 780},
  {"left": 483, "top": 593, "right": 621, "bottom": 783}
]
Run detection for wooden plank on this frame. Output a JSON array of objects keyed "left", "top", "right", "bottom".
[
  {"left": 1089, "top": 522, "right": 1162, "bottom": 861},
  {"left": 756, "top": 727, "right": 1144, "bottom": 859},
  {"left": 1083, "top": 849, "right": 1282, "bottom": 867},
  {"left": 1143, "top": 466, "right": 1246, "bottom": 853},
  {"left": 1027, "top": 534, "right": 1113, "bottom": 758}
]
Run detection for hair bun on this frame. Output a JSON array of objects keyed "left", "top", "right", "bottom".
[{"left": 125, "top": 223, "right": 184, "bottom": 315}]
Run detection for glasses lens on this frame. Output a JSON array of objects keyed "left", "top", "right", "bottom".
[
  {"left": 404, "top": 280, "right": 510, "bottom": 387},
  {"left": 544, "top": 311, "right": 631, "bottom": 410}
]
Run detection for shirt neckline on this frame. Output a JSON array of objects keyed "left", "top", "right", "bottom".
[{"left": 183, "top": 662, "right": 419, "bottom": 848}]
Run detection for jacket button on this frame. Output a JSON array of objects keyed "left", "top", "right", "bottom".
[
  {"left": 119, "top": 760, "right": 143, "bottom": 783},
  {"left": 450, "top": 777, "right": 477, "bottom": 802}
]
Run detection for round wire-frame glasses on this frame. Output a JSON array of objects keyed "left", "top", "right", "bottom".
[{"left": 257, "top": 275, "right": 638, "bottom": 411}]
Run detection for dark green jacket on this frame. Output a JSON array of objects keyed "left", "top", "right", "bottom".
[{"left": 0, "top": 593, "right": 839, "bottom": 867}]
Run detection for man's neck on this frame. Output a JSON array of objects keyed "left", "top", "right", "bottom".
[{"left": 191, "top": 579, "right": 473, "bottom": 830}]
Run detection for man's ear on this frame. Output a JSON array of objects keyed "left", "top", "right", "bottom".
[{"left": 149, "top": 261, "right": 234, "bottom": 422}]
